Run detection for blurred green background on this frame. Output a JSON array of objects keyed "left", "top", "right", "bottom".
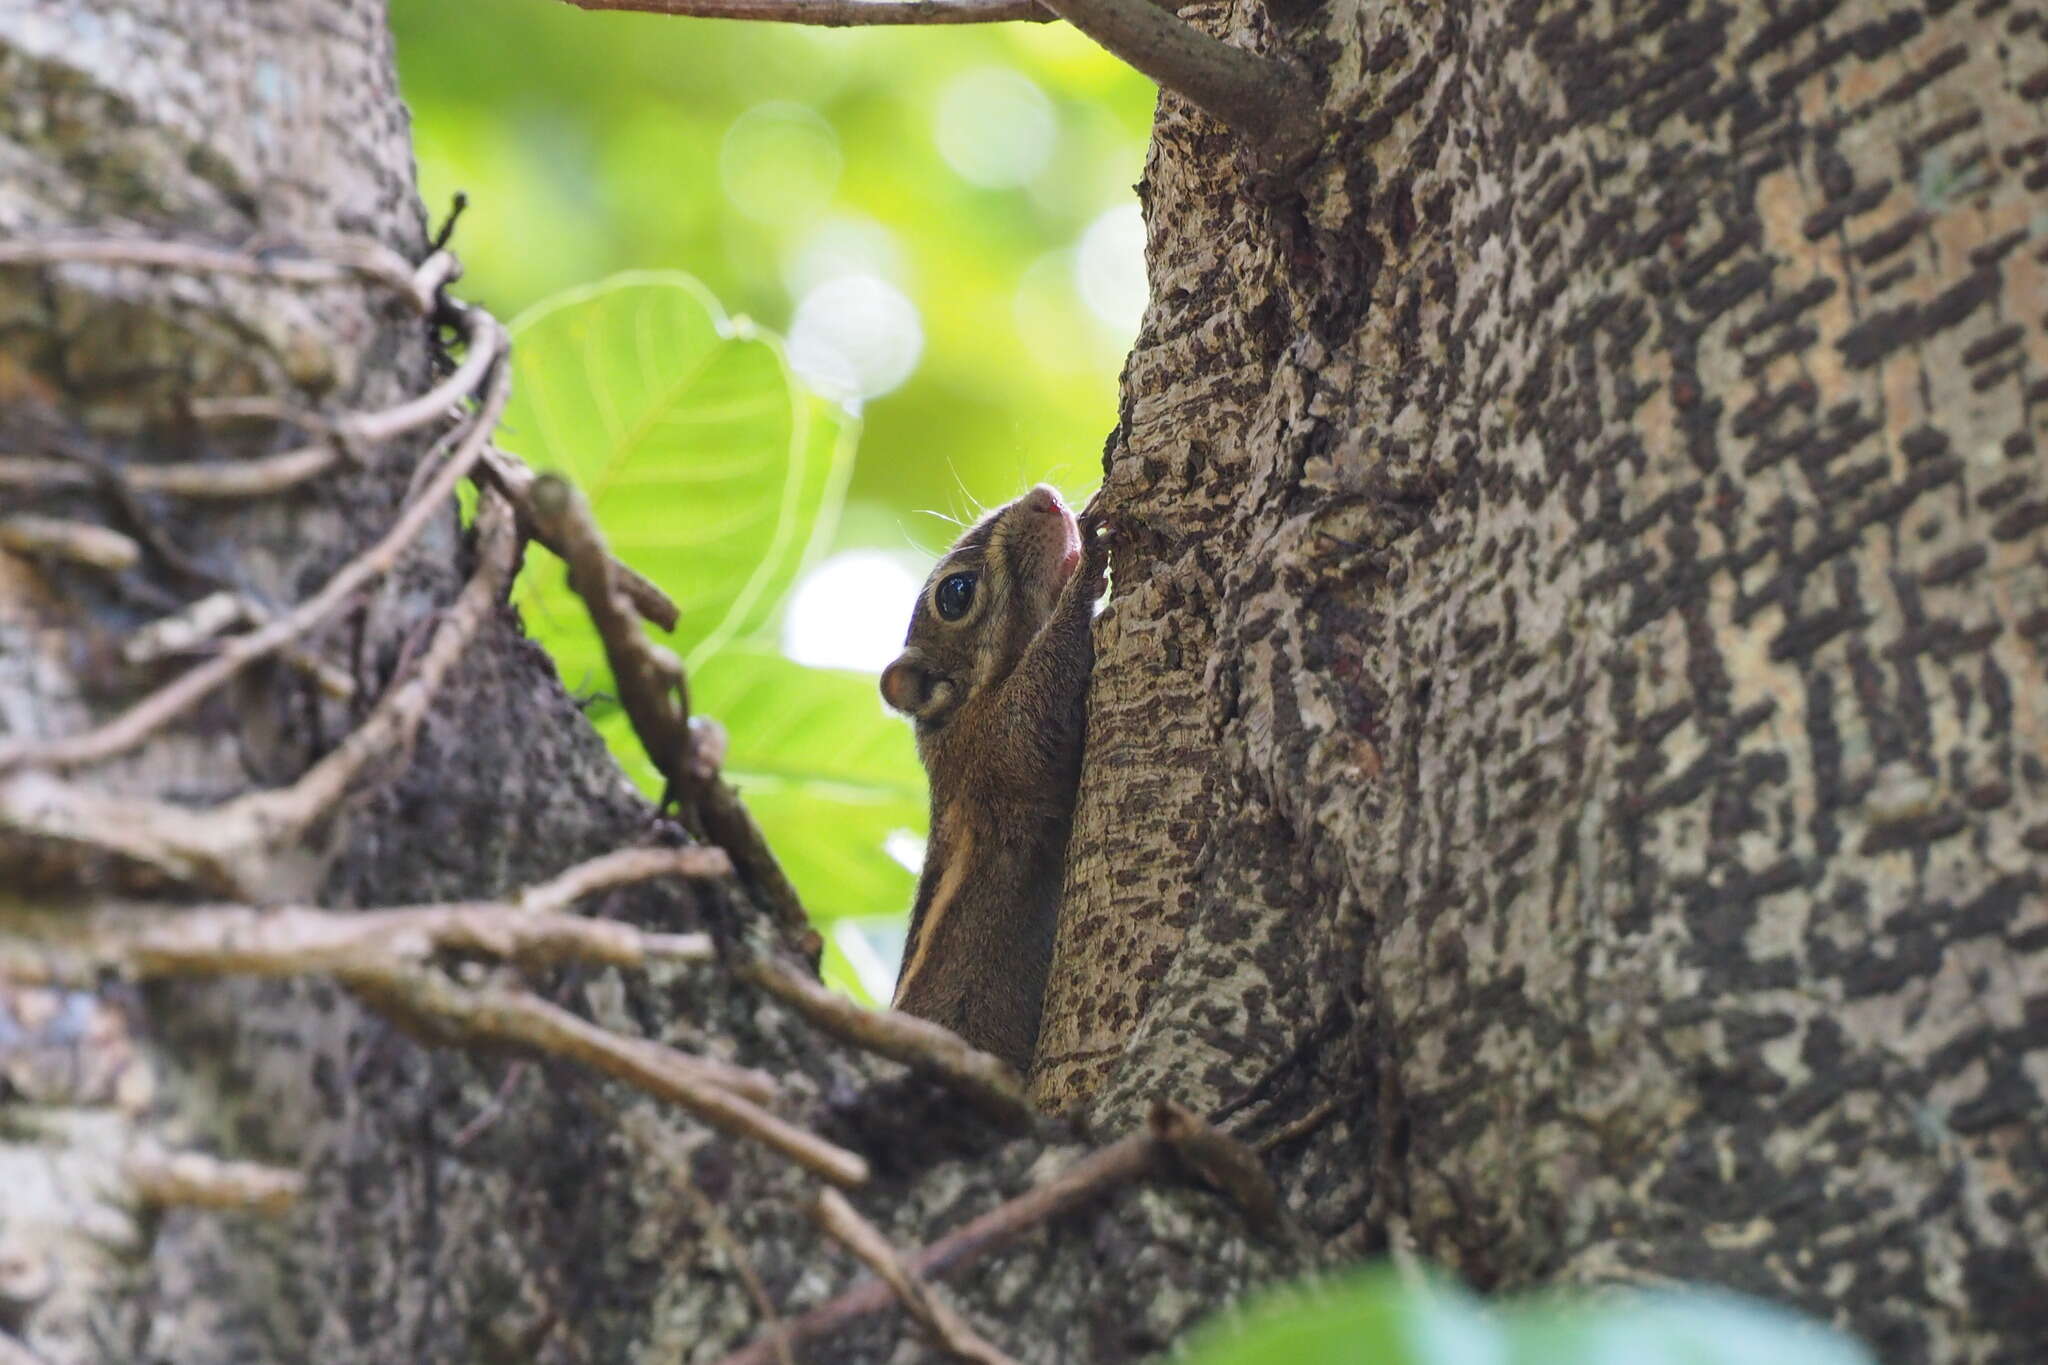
[
  {"left": 391, "top": 0, "right": 1156, "bottom": 998},
  {"left": 392, "top": 0, "right": 1154, "bottom": 527}
]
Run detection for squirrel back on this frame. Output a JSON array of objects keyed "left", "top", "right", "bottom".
[{"left": 880, "top": 485, "right": 1107, "bottom": 1074}]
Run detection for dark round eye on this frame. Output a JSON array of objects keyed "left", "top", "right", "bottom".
[{"left": 934, "top": 572, "right": 977, "bottom": 621}]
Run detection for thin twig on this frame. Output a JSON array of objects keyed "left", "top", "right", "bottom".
[
  {"left": 0, "top": 237, "right": 448, "bottom": 314},
  {"left": 0, "top": 446, "right": 342, "bottom": 499},
  {"left": 124, "top": 1141, "right": 304, "bottom": 1216},
  {"left": 476, "top": 445, "right": 678, "bottom": 630},
  {"left": 0, "top": 892, "right": 717, "bottom": 990},
  {"left": 347, "top": 965, "right": 867, "bottom": 1187},
  {"left": 0, "top": 305, "right": 504, "bottom": 775},
  {"left": 0, "top": 516, "right": 140, "bottom": 571},
  {"left": 121, "top": 591, "right": 356, "bottom": 700},
  {"left": 1032, "top": 0, "right": 1320, "bottom": 170},
  {"left": 206, "top": 486, "right": 519, "bottom": 851},
  {"left": 811, "top": 1190, "right": 1021, "bottom": 1365},
  {"left": 1147, "top": 1099, "right": 1283, "bottom": 1237},
  {"left": 527, "top": 475, "right": 814, "bottom": 957},
  {"left": 560, "top": 0, "right": 1051, "bottom": 24},
  {"left": 739, "top": 957, "right": 1032, "bottom": 1126},
  {"left": 716, "top": 1133, "right": 1160, "bottom": 1365},
  {"left": 0, "top": 845, "right": 726, "bottom": 989},
  {"left": 515, "top": 846, "right": 730, "bottom": 915}
]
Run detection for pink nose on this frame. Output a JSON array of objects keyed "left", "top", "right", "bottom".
[{"left": 1022, "top": 485, "right": 1065, "bottom": 515}]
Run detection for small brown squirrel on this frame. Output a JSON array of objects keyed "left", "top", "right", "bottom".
[{"left": 879, "top": 484, "right": 1108, "bottom": 1075}]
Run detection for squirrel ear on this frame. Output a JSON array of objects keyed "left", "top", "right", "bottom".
[{"left": 880, "top": 652, "right": 930, "bottom": 715}]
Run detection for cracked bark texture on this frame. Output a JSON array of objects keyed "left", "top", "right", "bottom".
[
  {"left": 1037, "top": 0, "right": 2048, "bottom": 1358},
  {"left": 4, "top": 0, "right": 2045, "bottom": 1363}
]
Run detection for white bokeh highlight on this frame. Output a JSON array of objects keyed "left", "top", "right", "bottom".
[
  {"left": 780, "top": 549, "right": 924, "bottom": 672},
  {"left": 1077, "top": 203, "right": 1147, "bottom": 336},
  {"left": 719, "top": 102, "right": 841, "bottom": 225},
  {"left": 787, "top": 275, "right": 925, "bottom": 402},
  {"left": 934, "top": 68, "right": 1058, "bottom": 189}
]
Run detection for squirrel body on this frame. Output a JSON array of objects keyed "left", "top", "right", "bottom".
[{"left": 880, "top": 485, "right": 1106, "bottom": 1074}]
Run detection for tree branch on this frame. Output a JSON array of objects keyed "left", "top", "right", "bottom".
[
  {"left": 738, "top": 956, "right": 1032, "bottom": 1126},
  {"left": 811, "top": 1190, "right": 1022, "bottom": 1365},
  {"left": 124, "top": 1141, "right": 305, "bottom": 1216},
  {"left": 528, "top": 474, "right": 816, "bottom": 958},
  {"left": 1032, "top": 0, "right": 1319, "bottom": 169},
  {"left": 717, "top": 1132, "right": 1162, "bottom": 1365},
  {"left": 0, "top": 302, "right": 504, "bottom": 776},
  {"left": 559, "top": 0, "right": 1052, "bottom": 26}
]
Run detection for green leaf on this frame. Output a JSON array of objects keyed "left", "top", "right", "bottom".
[
  {"left": 1185, "top": 1269, "right": 1876, "bottom": 1365},
  {"left": 1184, "top": 1268, "right": 1502, "bottom": 1365},
  {"left": 693, "top": 648, "right": 923, "bottom": 800},
  {"left": 1505, "top": 1289, "right": 1875, "bottom": 1365},
  {"left": 501, "top": 271, "right": 857, "bottom": 691},
  {"left": 593, "top": 647, "right": 922, "bottom": 951}
]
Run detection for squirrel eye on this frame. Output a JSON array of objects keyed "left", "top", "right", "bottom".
[{"left": 934, "top": 572, "right": 977, "bottom": 621}]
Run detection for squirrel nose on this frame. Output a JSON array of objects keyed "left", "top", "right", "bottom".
[{"left": 1022, "top": 485, "right": 1065, "bottom": 515}]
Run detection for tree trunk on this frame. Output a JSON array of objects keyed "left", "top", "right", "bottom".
[{"left": 4, "top": 1, "right": 2045, "bottom": 1364}]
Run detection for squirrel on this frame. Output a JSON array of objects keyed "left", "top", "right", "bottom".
[{"left": 879, "top": 484, "right": 1109, "bottom": 1075}]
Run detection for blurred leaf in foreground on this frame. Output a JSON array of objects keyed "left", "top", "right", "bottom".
[{"left": 1183, "top": 1266, "right": 1875, "bottom": 1365}]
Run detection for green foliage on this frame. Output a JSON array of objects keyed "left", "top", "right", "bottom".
[
  {"left": 1183, "top": 1267, "right": 1876, "bottom": 1365},
  {"left": 391, "top": 2, "right": 1156, "bottom": 542},
  {"left": 503, "top": 274, "right": 855, "bottom": 681},
  {"left": 395, "top": 4, "right": 1156, "bottom": 998},
  {"left": 502, "top": 275, "right": 913, "bottom": 998}
]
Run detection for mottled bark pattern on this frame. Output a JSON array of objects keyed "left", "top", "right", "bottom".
[
  {"left": 0, "top": 4, "right": 1292, "bottom": 1362},
  {"left": 1041, "top": 0, "right": 2048, "bottom": 1355}
]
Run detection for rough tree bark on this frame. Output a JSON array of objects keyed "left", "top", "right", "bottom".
[{"left": 1, "top": 2, "right": 2043, "bottom": 1365}]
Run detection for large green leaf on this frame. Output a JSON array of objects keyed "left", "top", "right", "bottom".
[
  {"left": 1183, "top": 1268, "right": 1876, "bottom": 1365},
  {"left": 600, "top": 648, "right": 926, "bottom": 926},
  {"left": 501, "top": 271, "right": 856, "bottom": 690}
]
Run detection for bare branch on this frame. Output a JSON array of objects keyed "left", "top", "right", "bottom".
[
  {"left": 0, "top": 237, "right": 449, "bottom": 314},
  {"left": 0, "top": 304, "right": 505, "bottom": 776},
  {"left": 527, "top": 474, "right": 815, "bottom": 957},
  {"left": 515, "top": 845, "right": 730, "bottom": 915},
  {"left": 124, "top": 1141, "right": 304, "bottom": 1217},
  {"left": 0, "top": 847, "right": 725, "bottom": 988},
  {"left": 559, "top": 0, "right": 1051, "bottom": 26},
  {"left": 717, "top": 1133, "right": 1160, "bottom": 1365},
  {"left": 739, "top": 957, "right": 1032, "bottom": 1126},
  {"left": 811, "top": 1190, "right": 1022, "bottom": 1365},
  {"left": 476, "top": 445, "right": 679, "bottom": 630},
  {"left": 1032, "top": 0, "right": 1320, "bottom": 170},
  {"left": 0, "top": 515, "right": 140, "bottom": 571},
  {"left": 206, "top": 487, "right": 521, "bottom": 853},
  {"left": 347, "top": 966, "right": 867, "bottom": 1187},
  {"left": 0, "top": 446, "right": 341, "bottom": 499},
  {"left": 1146, "top": 1099, "right": 1284, "bottom": 1238}
]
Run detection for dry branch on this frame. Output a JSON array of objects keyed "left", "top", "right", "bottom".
[
  {"left": 526, "top": 474, "right": 815, "bottom": 956},
  {"left": 0, "top": 515, "right": 141, "bottom": 571},
  {"left": 811, "top": 1190, "right": 1021, "bottom": 1365},
  {"left": 124, "top": 1141, "right": 305, "bottom": 1217},
  {"left": 1147, "top": 1099, "right": 1284, "bottom": 1238},
  {"left": 560, "top": 0, "right": 1050, "bottom": 24},
  {"left": 0, "top": 846, "right": 725, "bottom": 985},
  {"left": 717, "top": 1132, "right": 1161, "bottom": 1365},
  {"left": 0, "top": 236, "right": 448, "bottom": 314},
  {"left": 0, "top": 446, "right": 342, "bottom": 500},
  {"left": 347, "top": 966, "right": 865, "bottom": 1185},
  {"left": 739, "top": 957, "right": 1032, "bottom": 1126},
  {"left": 0, "top": 304, "right": 505, "bottom": 776},
  {"left": 1031, "top": 0, "right": 1319, "bottom": 169},
  {"left": 475, "top": 445, "right": 678, "bottom": 630}
]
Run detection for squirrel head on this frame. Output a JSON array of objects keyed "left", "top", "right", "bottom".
[{"left": 881, "top": 484, "right": 1081, "bottom": 731}]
